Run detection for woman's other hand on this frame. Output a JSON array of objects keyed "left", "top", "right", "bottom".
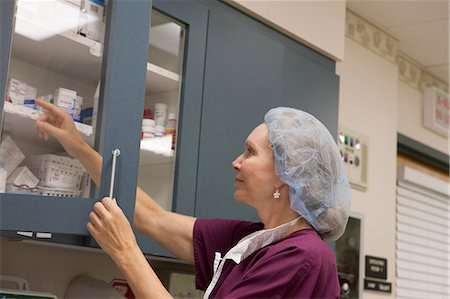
[
  {"left": 87, "top": 197, "right": 138, "bottom": 260},
  {"left": 35, "top": 99, "right": 87, "bottom": 159}
]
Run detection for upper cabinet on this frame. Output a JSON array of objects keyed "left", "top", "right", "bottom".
[
  {"left": 194, "top": 1, "right": 339, "bottom": 221},
  {"left": 0, "top": 0, "right": 209, "bottom": 242},
  {"left": 0, "top": 0, "right": 153, "bottom": 236},
  {"left": 0, "top": 0, "right": 339, "bottom": 253}
]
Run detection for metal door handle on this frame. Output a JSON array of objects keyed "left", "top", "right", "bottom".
[{"left": 110, "top": 149, "right": 121, "bottom": 199}]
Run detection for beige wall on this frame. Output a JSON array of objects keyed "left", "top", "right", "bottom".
[
  {"left": 225, "top": 0, "right": 346, "bottom": 61},
  {"left": 398, "top": 81, "right": 449, "bottom": 155},
  {"left": 336, "top": 38, "right": 398, "bottom": 299}
]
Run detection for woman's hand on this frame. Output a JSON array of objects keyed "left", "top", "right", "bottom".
[
  {"left": 35, "top": 99, "right": 87, "bottom": 159},
  {"left": 87, "top": 197, "right": 139, "bottom": 260}
]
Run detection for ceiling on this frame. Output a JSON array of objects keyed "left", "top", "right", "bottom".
[{"left": 347, "top": 0, "right": 449, "bottom": 84}]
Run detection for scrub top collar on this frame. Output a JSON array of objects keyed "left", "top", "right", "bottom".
[{"left": 204, "top": 216, "right": 302, "bottom": 299}]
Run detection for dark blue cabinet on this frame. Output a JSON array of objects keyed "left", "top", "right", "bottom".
[
  {"left": 194, "top": 1, "right": 339, "bottom": 221},
  {"left": 0, "top": 0, "right": 340, "bottom": 257}
]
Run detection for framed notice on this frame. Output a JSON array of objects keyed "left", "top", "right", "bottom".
[{"left": 423, "top": 87, "right": 449, "bottom": 137}]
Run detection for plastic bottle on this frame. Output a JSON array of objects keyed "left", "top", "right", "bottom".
[
  {"left": 142, "top": 119, "right": 155, "bottom": 139},
  {"left": 154, "top": 103, "right": 167, "bottom": 125},
  {"left": 154, "top": 103, "right": 167, "bottom": 137},
  {"left": 165, "top": 113, "right": 177, "bottom": 149}
]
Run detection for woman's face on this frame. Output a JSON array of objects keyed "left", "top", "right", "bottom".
[{"left": 232, "top": 123, "right": 282, "bottom": 206}]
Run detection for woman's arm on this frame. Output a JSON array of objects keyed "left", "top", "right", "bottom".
[
  {"left": 88, "top": 197, "right": 173, "bottom": 299},
  {"left": 35, "top": 100, "right": 196, "bottom": 263},
  {"left": 134, "top": 188, "right": 196, "bottom": 263}
]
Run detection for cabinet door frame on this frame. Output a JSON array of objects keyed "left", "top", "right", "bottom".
[
  {"left": 0, "top": 0, "right": 152, "bottom": 236},
  {"left": 152, "top": 0, "right": 208, "bottom": 216},
  {"left": 134, "top": 0, "right": 208, "bottom": 256}
]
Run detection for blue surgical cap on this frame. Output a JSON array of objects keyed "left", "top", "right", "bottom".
[{"left": 264, "top": 107, "right": 352, "bottom": 240}]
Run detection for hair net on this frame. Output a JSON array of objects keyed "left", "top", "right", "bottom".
[{"left": 264, "top": 107, "right": 351, "bottom": 240}]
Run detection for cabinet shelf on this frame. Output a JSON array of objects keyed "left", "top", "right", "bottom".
[
  {"left": 139, "top": 136, "right": 174, "bottom": 165},
  {"left": 13, "top": 28, "right": 179, "bottom": 93},
  {"left": 2, "top": 102, "right": 94, "bottom": 153}
]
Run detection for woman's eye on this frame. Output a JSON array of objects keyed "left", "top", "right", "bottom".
[{"left": 246, "top": 147, "right": 253, "bottom": 155}]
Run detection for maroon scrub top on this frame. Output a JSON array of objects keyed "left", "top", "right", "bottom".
[{"left": 193, "top": 218, "right": 340, "bottom": 299}]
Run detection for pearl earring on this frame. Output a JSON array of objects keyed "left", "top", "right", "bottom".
[{"left": 273, "top": 188, "right": 280, "bottom": 199}]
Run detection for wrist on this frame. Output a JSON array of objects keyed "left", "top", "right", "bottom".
[
  {"left": 72, "top": 140, "right": 93, "bottom": 161},
  {"left": 113, "top": 242, "right": 142, "bottom": 270}
]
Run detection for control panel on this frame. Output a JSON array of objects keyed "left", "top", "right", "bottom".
[{"left": 338, "top": 128, "right": 368, "bottom": 191}]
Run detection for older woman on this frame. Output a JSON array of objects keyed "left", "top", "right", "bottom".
[{"left": 35, "top": 101, "right": 351, "bottom": 298}]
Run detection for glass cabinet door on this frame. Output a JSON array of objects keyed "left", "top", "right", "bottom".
[
  {"left": 0, "top": 0, "right": 152, "bottom": 236},
  {"left": 1, "top": 0, "right": 105, "bottom": 197},
  {"left": 137, "top": 10, "right": 185, "bottom": 212}
]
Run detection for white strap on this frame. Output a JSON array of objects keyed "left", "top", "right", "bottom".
[
  {"left": 204, "top": 253, "right": 226, "bottom": 299},
  {"left": 213, "top": 252, "right": 222, "bottom": 275}
]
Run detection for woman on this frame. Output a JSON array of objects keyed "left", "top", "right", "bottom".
[{"left": 35, "top": 101, "right": 351, "bottom": 298}]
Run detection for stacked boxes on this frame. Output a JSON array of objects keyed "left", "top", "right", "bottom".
[
  {"left": 53, "top": 88, "right": 83, "bottom": 121},
  {"left": 7, "top": 80, "right": 84, "bottom": 122}
]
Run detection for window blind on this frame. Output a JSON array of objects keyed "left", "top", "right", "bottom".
[{"left": 396, "top": 166, "right": 450, "bottom": 299}]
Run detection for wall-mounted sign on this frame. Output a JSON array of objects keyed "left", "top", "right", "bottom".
[
  {"left": 424, "top": 87, "right": 449, "bottom": 137},
  {"left": 365, "top": 255, "right": 387, "bottom": 279},
  {"left": 364, "top": 279, "right": 391, "bottom": 293}
]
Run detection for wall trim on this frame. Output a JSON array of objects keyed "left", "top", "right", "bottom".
[
  {"left": 398, "top": 53, "right": 449, "bottom": 93},
  {"left": 397, "top": 133, "right": 449, "bottom": 173},
  {"left": 346, "top": 9, "right": 399, "bottom": 64},
  {"left": 346, "top": 9, "right": 449, "bottom": 93}
]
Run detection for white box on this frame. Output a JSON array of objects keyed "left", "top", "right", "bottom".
[
  {"left": 24, "top": 84, "right": 37, "bottom": 108},
  {"left": 7, "top": 78, "right": 26, "bottom": 105},
  {"left": 54, "top": 87, "right": 77, "bottom": 109},
  {"left": 6, "top": 166, "right": 39, "bottom": 188},
  {"left": 0, "top": 135, "right": 26, "bottom": 177},
  {"left": 24, "top": 84, "right": 37, "bottom": 100}
]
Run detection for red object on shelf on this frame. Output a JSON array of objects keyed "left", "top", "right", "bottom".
[
  {"left": 143, "top": 108, "right": 153, "bottom": 119},
  {"left": 111, "top": 279, "right": 135, "bottom": 299}
]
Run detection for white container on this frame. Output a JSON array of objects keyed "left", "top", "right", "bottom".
[
  {"left": 0, "top": 135, "right": 25, "bottom": 177},
  {"left": 154, "top": 103, "right": 168, "bottom": 127},
  {"left": 154, "top": 125, "right": 165, "bottom": 137},
  {"left": 142, "top": 119, "right": 155, "bottom": 139},
  {"left": 24, "top": 154, "right": 85, "bottom": 190},
  {"left": 38, "top": 186, "right": 82, "bottom": 198}
]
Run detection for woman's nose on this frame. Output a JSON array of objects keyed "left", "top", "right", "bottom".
[{"left": 232, "top": 154, "right": 243, "bottom": 170}]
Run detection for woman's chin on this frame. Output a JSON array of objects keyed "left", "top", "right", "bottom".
[{"left": 233, "top": 192, "right": 243, "bottom": 202}]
